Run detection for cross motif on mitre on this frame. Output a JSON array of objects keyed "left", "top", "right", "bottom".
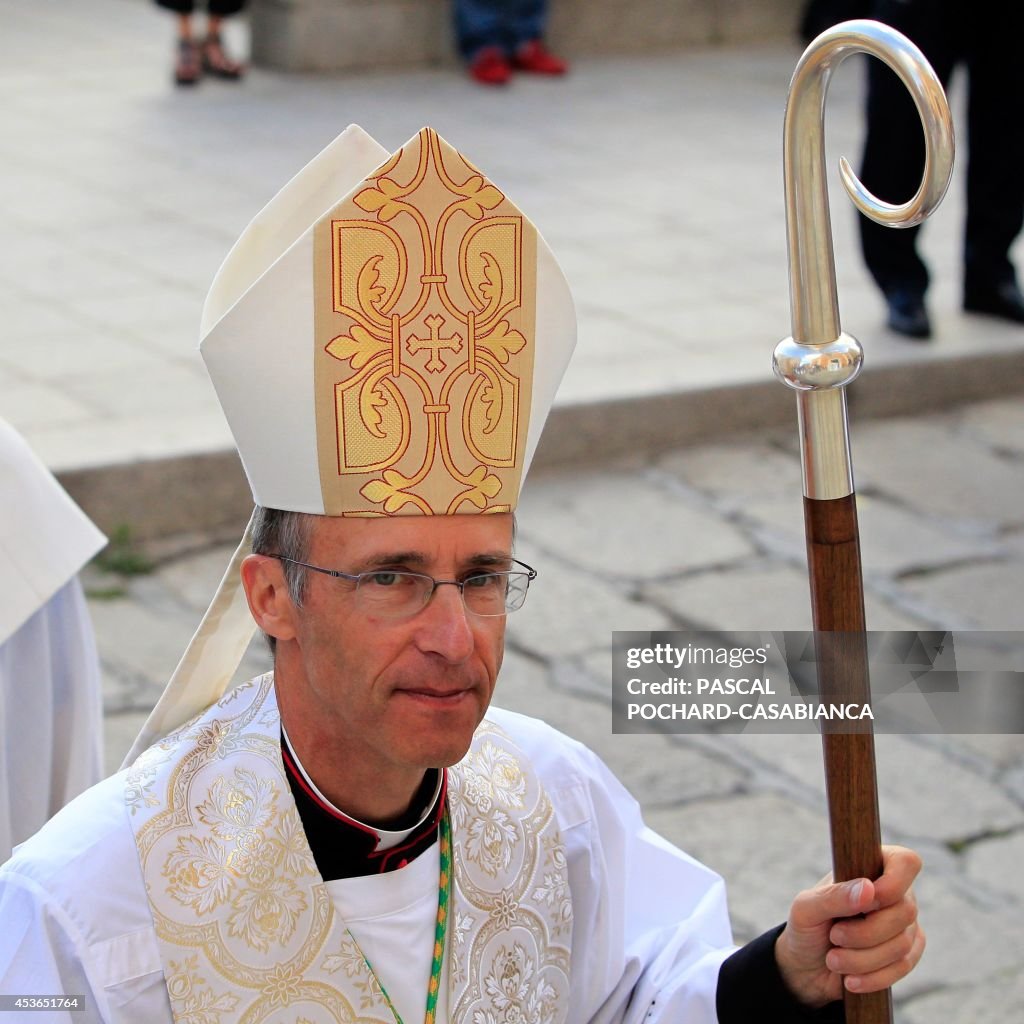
[{"left": 407, "top": 314, "right": 464, "bottom": 373}]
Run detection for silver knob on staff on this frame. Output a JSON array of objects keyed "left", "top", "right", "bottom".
[{"left": 772, "top": 19, "right": 954, "bottom": 500}]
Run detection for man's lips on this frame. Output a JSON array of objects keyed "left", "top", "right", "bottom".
[{"left": 393, "top": 684, "right": 475, "bottom": 700}]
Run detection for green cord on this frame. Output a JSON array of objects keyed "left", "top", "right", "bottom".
[{"left": 351, "top": 803, "right": 452, "bottom": 1024}]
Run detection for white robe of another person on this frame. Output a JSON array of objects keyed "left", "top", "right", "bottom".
[{"left": 0, "top": 417, "right": 105, "bottom": 861}]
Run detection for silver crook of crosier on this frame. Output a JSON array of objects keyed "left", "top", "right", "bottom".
[{"left": 772, "top": 19, "right": 955, "bottom": 500}]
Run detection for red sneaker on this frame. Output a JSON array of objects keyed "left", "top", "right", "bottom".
[
  {"left": 513, "top": 40, "right": 568, "bottom": 75},
  {"left": 469, "top": 46, "right": 512, "bottom": 86}
]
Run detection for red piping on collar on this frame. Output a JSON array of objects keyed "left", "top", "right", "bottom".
[
  {"left": 281, "top": 741, "right": 379, "bottom": 840},
  {"left": 376, "top": 770, "right": 448, "bottom": 871},
  {"left": 281, "top": 741, "right": 448, "bottom": 863}
]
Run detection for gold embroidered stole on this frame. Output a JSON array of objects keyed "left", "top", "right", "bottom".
[{"left": 126, "top": 675, "right": 572, "bottom": 1023}]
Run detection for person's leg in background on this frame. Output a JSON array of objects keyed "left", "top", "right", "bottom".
[
  {"left": 858, "top": 0, "right": 956, "bottom": 337},
  {"left": 154, "top": 0, "right": 202, "bottom": 85},
  {"left": 507, "top": 0, "right": 567, "bottom": 75},
  {"left": 154, "top": 0, "right": 246, "bottom": 86},
  {"left": 455, "top": 0, "right": 514, "bottom": 84},
  {"left": 202, "top": 0, "right": 248, "bottom": 80},
  {"left": 454, "top": 0, "right": 566, "bottom": 85},
  {"left": 961, "top": 1, "right": 1024, "bottom": 321}
]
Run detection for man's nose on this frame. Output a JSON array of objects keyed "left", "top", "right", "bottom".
[{"left": 414, "top": 582, "right": 475, "bottom": 661}]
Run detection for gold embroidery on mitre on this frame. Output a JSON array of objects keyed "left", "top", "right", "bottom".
[{"left": 314, "top": 128, "right": 537, "bottom": 516}]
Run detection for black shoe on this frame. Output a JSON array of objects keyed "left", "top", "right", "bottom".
[
  {"left": 885, "top": 289, "right": 931, "bottom": 339},
  {"left": 963, "top": 281, "right": 1024, "bottom": 324}
]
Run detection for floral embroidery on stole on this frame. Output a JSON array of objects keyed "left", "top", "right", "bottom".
[{"left": 127, "top": 674, "right": 571, "bottom": 1023}]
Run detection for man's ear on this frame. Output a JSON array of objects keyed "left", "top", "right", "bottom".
[{"left": 240, "top": 555, "right": 299, "bottom": 643}]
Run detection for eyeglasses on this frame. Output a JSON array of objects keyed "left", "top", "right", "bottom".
[{"left": 270, "top": 555, "right": 537, "bottom": 619}]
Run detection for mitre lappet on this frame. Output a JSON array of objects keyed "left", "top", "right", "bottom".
[{"left": 124, "top": 125, "right": 576, "bottom": 766}]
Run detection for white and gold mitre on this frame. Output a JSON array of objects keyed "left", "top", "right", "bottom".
[
  {"left": 200, "top": 124, "right": 576, "bottom": 516},
  {"left": 123, "top": 127, "right": 576, "bottom": 766}
]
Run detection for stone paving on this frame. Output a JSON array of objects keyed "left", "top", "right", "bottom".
[
  {"left": 85, "top": 397, "right": 1024, "bottom": 1022},
  {"left": 3, "top": 0, "right": 1024, "bottom": 482}
]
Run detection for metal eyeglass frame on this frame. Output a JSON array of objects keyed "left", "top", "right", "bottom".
[{"left": 269, "top": 555, "right": 538, "bottom": 617}]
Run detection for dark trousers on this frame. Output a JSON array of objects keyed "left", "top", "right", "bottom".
[
  {"left": 859, "top": 0, "right": 1024, "bottom": 297},
  {"left": 454, "top": 0, "right": 548, "bottom": 60},
  {"left": 155, "top": 0, "right": 247, "bottom": 16}
]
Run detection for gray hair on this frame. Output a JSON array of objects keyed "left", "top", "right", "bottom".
[{"left": 250, "top": 506, "right": 314, "bottom": 654}]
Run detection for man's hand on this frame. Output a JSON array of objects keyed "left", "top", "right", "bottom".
[{"left": 774, "top": 845, "right": 926, "bottom": 1008}]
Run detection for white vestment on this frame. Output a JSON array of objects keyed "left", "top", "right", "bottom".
[
  {"left": 0, "top": 417, "right": 105, "bottom": 861},
  {"left": 0, "top": 677, "right": 734, "bottom": 1024}
]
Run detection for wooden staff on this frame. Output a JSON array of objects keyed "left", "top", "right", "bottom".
[{"left": 772, "top": 21, "right": 954, "bottom": 1024}]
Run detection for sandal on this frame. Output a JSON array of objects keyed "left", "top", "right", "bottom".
[
  {"left": 201, "top": 33, "right": 246, "bottom": 80},
  {"left": 174, "top": 39, "right": 201, "bottom": 86}
]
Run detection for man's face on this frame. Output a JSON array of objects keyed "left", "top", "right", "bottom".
[{"left": 278, "top": 512, "right": 513, "bottom": 792}]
